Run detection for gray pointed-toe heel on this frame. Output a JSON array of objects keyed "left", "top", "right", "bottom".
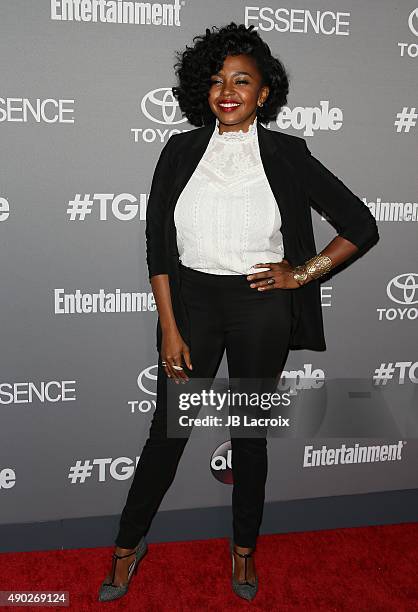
[
  {"left": 230, "top": 538, "right": 258, "bottom": 601},
  {"left": 98, "top": 536, "right": 148, "bottom": 602}
]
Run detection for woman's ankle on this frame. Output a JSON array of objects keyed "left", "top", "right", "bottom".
[{"left": 114, "top": 544, "right": 136, "bottom": 554}]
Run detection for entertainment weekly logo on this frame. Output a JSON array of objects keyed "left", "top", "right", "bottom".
[
  {"left": 211, "top": 441, "right": 407, "bottom": 481},
  {"left": 52, "top": 285, "right": 329, "bottom": 318},
  {"left": 50, "top": 0, "right": 184, "bottom": 26},
  {"left": 303, "top": 441, "right": 406, "bottom": 468},
  {"left": 54, "top": 288, "right": 156, "bottom": 314},
  {"left": 132, "top": 88, "right": 345, "bottom": 142},
  {"left": 364, "top": 197, "right": 418, "bottom": 223}
]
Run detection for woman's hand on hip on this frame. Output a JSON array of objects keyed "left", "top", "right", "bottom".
[
  {"left": 246, "top": 259, "right": 301, "bottom": 290},
  {"left": 161, "top": 327, "right": 192, "bottom": 383}
]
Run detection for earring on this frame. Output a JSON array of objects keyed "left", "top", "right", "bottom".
[{"left": 258, "top": 102, "right": 264, "bottom": 107}]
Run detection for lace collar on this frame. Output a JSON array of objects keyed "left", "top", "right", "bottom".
[{"left": 213, "top": 116, "right": 257, "bottom": 141}]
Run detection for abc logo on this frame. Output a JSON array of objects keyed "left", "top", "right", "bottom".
[{"left": 210, "top": 441, "right": 233, "bottom": 484}]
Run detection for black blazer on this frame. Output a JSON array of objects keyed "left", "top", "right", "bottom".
[{"left": 145, "top": 119, "right": 379, "bottom": 352}]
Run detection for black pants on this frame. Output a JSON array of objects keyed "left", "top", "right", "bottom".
[{"left": 115, "top": 263, "right": 292, "bottom": 548}]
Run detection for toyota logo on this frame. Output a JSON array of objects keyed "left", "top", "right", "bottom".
[
  {"left": 408, "top": 8, "right": 418, "bottom": 37},
  {"left": 137, "top": 364, "right": 158, "bottom": 395},
  {"left": 141, "top": 87, "right": 188, "bottom": 125},
  {"left": 386, "top": 273, "right": 418, "bottom": 305}
]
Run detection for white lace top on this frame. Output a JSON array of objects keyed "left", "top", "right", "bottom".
[{"left": 174, "top": 115, "right": 284, "bottom": 275}]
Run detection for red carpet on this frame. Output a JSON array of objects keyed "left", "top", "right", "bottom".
[{"left": 1, "top": 523, "right": 418, "bottom": 611}]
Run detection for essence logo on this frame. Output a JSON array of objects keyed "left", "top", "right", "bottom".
[
  {"left": 0, "top": 97, "right": 75, "bottom": 124},
  {"left": 210, "top": 441, "right": 233, "bottom": 484},
  {"left": 245, "top": 6, "right": 350, "bottom": 36},
  {"left": 0, "top": 380, "right": 76, "bottom": 404}
]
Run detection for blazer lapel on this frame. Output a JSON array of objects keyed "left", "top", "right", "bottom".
[
  {"left": 166, "top": 122, "right": 212, "bottom": 255},
  {"left": 257, "top": 121, "right": 302, "bottom": 265},
  {"left": 167, "top": 119, "right": 304, "bottom": 265}
]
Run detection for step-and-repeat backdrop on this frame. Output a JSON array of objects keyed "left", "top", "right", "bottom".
[{"left": 1, "top": 1, "right": 417, "bottom": 531}]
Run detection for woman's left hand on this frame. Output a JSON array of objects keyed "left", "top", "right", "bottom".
[{"left": 246, "top": 259, "right": 302, "bottom": 290}]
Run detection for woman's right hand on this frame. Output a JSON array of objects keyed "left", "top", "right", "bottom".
[{"left": 161, "top": 327, "right": 193, "bottom": 383}]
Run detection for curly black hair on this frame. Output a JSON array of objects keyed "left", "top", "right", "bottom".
[{"left": 172, "top": 22, "right": 290, "bottom": 127}]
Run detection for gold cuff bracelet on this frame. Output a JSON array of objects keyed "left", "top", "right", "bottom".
[{"left": 292, "top": 253, "right": 333, "bottom": 286}]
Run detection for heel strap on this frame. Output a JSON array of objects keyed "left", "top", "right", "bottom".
[
  {"left": 108, "top": 549, "right": 137, "bottom": 586},
  {"left": 113, "top": 549, "right": 137, "bottom": 560},
  {"left": 232, "top": 549, "right": 254, "bottom": 588},
  {"left": 232, "top": 547, "right": 255, "bottom": 586},
  {"left": 233, "top": 549, "right": 254, "bottom": 559}
]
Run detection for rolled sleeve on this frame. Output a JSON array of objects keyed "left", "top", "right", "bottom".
[
  {"left": 303, "top": 141, "right": 379, "bottom": 251},
  {"left": 145, "top": 135, "right": 176, "bottom": 280}
]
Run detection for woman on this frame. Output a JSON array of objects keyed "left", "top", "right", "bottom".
[{"left": 99, "top": 22, "right": 379, "bottom": 602}]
